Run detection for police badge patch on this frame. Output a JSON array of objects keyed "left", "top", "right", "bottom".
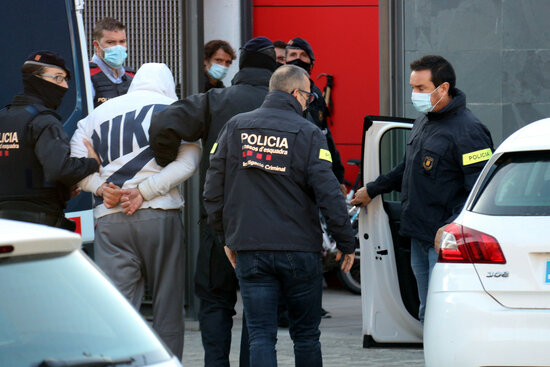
[{"left": 423, "top": 156, "right": 434, "bottom": 171}]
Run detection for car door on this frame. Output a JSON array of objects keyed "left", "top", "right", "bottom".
[
  {"left": 358, "top": 116, "right": 423, "bottom": 347},
  {"left": 0, "top": 0, "right": 95, "bottom": 244}
]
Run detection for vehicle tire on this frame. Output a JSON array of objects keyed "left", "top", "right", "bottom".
[{"left": 337, "top": 250, "right": 361, "bottom": 294}]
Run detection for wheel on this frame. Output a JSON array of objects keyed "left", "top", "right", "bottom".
[{"left": 337, "top": 249, "right": 361, "bottom": 294}]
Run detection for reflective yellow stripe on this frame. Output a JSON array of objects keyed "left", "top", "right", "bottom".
[
  {"left": 462, "top": 148, "right": 492, "bottom": 166},
  {"left": 319, "top": 149, "right": 332, "bottom": 162},
  {"left": 210, "top": 142, "right": 218, "bottom": 154}
]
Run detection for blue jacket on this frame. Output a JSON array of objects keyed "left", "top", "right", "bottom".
[
  {"left": 203, "top": 90, "right": 355, "bottom": 254},
  {"left": 366, "top": 89, "right": 493, "bottom": 243}
]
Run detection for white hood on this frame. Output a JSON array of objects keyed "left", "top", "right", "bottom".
[{"left": 128, "top": 63, "right": 177, "bottom": 100}]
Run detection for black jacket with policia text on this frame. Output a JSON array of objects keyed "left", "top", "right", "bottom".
[
  {"left": 203, "top": 90, "right": 355, "bottom": 254},
  {"left": 366, "top": 89, "right": 493, "bottom": 244}
]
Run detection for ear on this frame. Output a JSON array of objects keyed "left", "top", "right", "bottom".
[
  {"left": 440, "top": 81, "right": 450, "bottom": 96},
  {"left": 93, "top": 40, "right": 100, "bottom": 54}
]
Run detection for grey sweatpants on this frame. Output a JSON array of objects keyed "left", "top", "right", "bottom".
[{"left": 94, "top": 208, "right": 185, "bottom": 360}]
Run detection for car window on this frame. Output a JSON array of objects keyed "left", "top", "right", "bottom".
[
  {"left": 0, "top": 251, "right": 171, "bottom": 366},
  {"left": 380, "top": 127, "right": 409, "bottom": 201},
  {"left": 471, "top": 151, "right": 550, "bottom": 216}
]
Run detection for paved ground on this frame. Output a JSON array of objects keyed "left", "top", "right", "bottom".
[{"left": 182, "top": 288, "right": 425, "bottom": 366}]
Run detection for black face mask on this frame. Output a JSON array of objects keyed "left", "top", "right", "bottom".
[
  {"left": 275, "top": 62, "right": 285, "bottom": 69},
  {"left": 286, "top": 58, "right": 312, "bottom": 74},
  {"left": 22, "top": 74, "right": 68, "bottom": 110}
]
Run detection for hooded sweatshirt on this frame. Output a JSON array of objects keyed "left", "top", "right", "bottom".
[{"left": 70, "top": 63, "right": 201, "bottom": 218}]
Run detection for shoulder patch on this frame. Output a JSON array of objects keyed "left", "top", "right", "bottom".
[
  {"left": 319, "top": 148, "right": 332, "bottom": 162},
  {"left": 463, "top": 148, "right": 492, "bottom": 166},
  {"left": 210, "top": 142, "right": 218, "bottom": 154}
]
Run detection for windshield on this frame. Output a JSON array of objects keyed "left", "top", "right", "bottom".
[
  {"left": 471, "top": 151, "right": 550, "bottom": 216},
  {"left": 0, "top": 251, "right": 170, "bottom": 366}
]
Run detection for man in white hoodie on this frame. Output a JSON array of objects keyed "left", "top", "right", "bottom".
[{"left": 70, "top": 63, "right": 201, "bottom": 360}]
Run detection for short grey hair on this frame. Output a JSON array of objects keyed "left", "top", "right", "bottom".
[{"left": 269, "top": 64, "right": 309, "bottom": 93}]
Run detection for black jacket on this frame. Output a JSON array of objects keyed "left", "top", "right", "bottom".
[
  {"left": 366, "top": 89, "right": 493, "bottom": 243},
  {"left": 202, "top": 71, "right": 225, "bottom": 92},
  {"left": 203, "top": 90, "right": 355, "bottom": 254},
  {"left": 0, "top": 94, "right": 98, "bottom": 213},
  {"left": 149, "top": 67, "right": 272, "bottom": 203},
  {"left": 307, "top": 81, "right": 345, "bottom": 183}
]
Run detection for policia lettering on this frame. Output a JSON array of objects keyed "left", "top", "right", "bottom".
[
  {"left": 0, "top": 131, "right": 20, "bottom": 150},
  {"left": 463, "top": 148, "right": 492, "bottom": 166},
  {"left": 240, "top": 130, "right": 294, "bottom": 175}
]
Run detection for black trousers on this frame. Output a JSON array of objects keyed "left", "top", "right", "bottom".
[
  {"left": 195, "top": 223, "right": 249, "bottom": 367},
  {"left": 0, "top": 208, "right": 76, "bottom": 231}
]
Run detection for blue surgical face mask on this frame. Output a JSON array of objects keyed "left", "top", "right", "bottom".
[
  {"left": 411, "top": 85, "right": 442, "bottom": 114},
  {"left": 100, "top": 45, "right": 128, "bottom": 68},
  {"left": 208, "top": 63, "right": 229, "bottom": 81}
]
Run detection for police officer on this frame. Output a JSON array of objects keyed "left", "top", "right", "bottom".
[
  {"left": 351, "top": 55, "right": 494, "bottom": 323},
  {"left": 203, "top": 64, "right": 355, "bottom": 367},
  {"left": 149, "top": 37, "right": 277, "bottom": 367},
  {"left": 286, "top": 37, "right": 346, "bottom": 195},
  {"left": 0, "top": 51, "right": 100, "bottom": 230},
  {"left": 90, "top": 17, "right": 134, "bottom": 107}
]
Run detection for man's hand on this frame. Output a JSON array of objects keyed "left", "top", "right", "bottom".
[
  {"left": 336, "top": 250, "right": 355, "bottom": 273},
  {"left": 120, "top": 187, "right": 144, "bottom": 216},
  {"left": 434, "top": 224, "right": 449, "bottom": 253},
  {"left": 350, "top": 186, "right": 372, "bottom": 207},
  {"left": 96, "top": 182, "right": 122, "bottom": 208},
  {"left": 224, "top": 246, "right": 237, "bottom": 269},
  {"left": 340, "top": 184, "right": 347, "bottom": 196},
  {"left": 70, "top": 185, "right": 81, "bottom": 198},
  {"left": 83, "top": 139, "right": 101, "bottom": 168}
]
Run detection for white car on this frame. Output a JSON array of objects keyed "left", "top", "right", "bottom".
[
  {"left": 0, "top": 220, "right": 181, "bottom": 367},
  {"left": 424, "top": 118, "right": 550, "bottom": 366}
]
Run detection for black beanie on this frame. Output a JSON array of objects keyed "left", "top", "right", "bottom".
[{"left": 239, "top": 37, "right": 276, "bottom": 71}]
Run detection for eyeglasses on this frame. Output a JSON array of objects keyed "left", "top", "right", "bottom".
[
  {"left": 39, "top": 73, "right": 69, "bottom": 84},
  {"left": 297, "top": 89, "right": 316, "bottom": 104}
]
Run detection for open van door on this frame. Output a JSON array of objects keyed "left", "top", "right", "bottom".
[
  {"left": 359, "top": 116, "right": 424, "bottom": 347},
  {"left": 0, "top": 0, "right": 95, "bottom": 245}
]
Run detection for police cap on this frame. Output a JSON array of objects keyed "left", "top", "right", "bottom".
[
  {"left": 23, "top": 50, "right": 71, "bottom": 80},
  {"left": 286, "top": 37, "right": 315, "bottom": 64}
]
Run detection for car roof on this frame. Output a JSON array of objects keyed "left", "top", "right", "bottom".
[
  {"left": 495, "top": 118, "right": 550, "bottom": 154},
  {"left": 0, "top": 219, "right": 80, "bottom": 259}
]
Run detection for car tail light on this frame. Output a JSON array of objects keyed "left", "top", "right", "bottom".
[
  {"left": 0, "top": 245, "right": 14, "bottom": 254},
  {"left": 438, "top": 223, "right": 506, "bottom": 264}
]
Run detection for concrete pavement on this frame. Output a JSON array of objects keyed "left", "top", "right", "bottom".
[{"left": 182, "top": 288, "right": 425, "bottom": 366}]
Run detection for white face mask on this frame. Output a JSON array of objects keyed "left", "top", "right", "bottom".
[{"left": 411, "top": 85, "right": 443, "bottom": 114}]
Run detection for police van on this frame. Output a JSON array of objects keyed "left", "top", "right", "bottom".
[{"left": 0, "top": 0, "right": 96, "bottom": 247}]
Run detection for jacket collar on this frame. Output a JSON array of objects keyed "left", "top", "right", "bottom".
[
  {"left": 9, "top": 94, "right": 61, "bottom": 119},
  {"left": 12, "top": 93, "right": 46, "bottom": 107},
  {"left": 231, "top": 67, "right": 272, "bottom": 87},
  {"left": 426, "top": 88, "right": 466, "bottom": 120},
  {"left": 261, "top": 90, "right": 304, "bottom": 115}
]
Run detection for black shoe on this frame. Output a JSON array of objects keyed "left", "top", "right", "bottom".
[{"left": 321, "top": 307, "right": 332, "bottom": 319}]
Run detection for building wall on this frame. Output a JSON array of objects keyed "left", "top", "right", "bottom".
[{"left": 401, "top": 0, "right": 550, "bottom": 145}]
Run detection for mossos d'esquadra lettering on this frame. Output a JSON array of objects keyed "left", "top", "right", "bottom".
[{"left": 241, "top": 133, "right": 288, "bottom": 149}]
